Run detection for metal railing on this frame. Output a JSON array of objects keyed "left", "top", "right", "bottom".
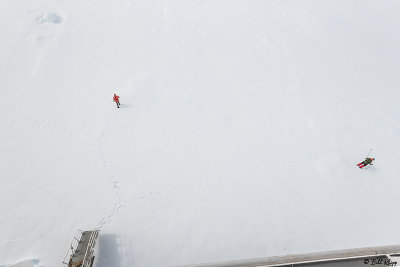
[
  {"left": 61, "top": 229, "right": 83, "bottom": 267},
  {"left": 82, "top": 229, "right": 99, "bottom": 267},
  {"left": 180, "top": 245, "right": 400, "bottom": 267}
]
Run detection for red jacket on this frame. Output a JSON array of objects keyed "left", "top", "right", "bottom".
[{"left": 113, "top": 94, "right": 120, "bottom": 102}]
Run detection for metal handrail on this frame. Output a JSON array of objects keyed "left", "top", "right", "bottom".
[{"left": 61, "top": 229, "right": 83, "bottom": 267}]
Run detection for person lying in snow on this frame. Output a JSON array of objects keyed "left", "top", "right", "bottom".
[
  {"left": 113, "top": 93, "right": 120, "bottom": 108},
  {"left": 357, "top": 158, "right": 375, "bottom": 169}
]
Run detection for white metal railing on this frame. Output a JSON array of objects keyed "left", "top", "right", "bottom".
[
  {"left": 82, "top": 229, "right": 99, "bottom": 267},
  {"left": 180, "top": 245, "right": 400, "bottom": 267}
]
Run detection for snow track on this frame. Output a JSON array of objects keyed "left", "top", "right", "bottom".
[{"left": 97, "top": 112, "right": 126, "bottom": 230}]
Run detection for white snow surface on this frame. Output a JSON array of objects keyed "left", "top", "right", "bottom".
[
  {"left": 0, "top": 259, "right": 41, "bottom": 267},
  {"left": 1, "top": 0, "right": 400, "bottom": 266}
]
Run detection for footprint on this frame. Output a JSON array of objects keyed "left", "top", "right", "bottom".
[
  {"left": 112, "top": 180, "right": 120, "bottom": 188},
  {"left": 35, "top": 13, "right": 62, "bottom": 24}
]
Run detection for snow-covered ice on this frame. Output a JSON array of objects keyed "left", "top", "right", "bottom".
[
  {"left": 1, "top": 0, "right": 400, "bottom": 266},
  {"left": 0, "top": 259, "right": 41, "bottom": 267}
]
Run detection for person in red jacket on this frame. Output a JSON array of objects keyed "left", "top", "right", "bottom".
[{"left": 113, "top": 93, "right": 120, "bottom": 108}]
